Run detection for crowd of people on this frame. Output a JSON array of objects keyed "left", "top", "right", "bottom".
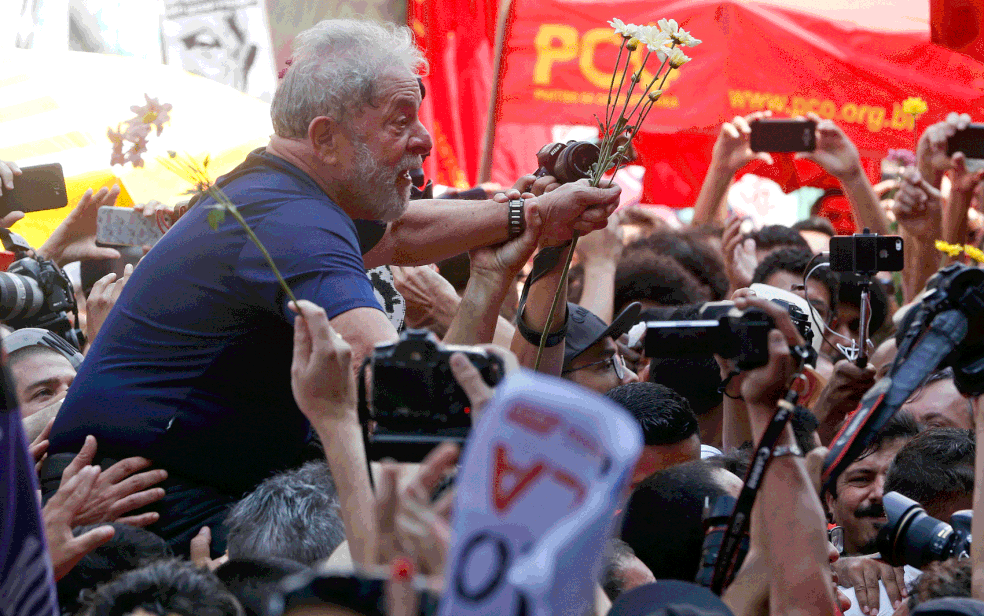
[{"left": 3, "top": 16, "right": 984, "bottom": 616}]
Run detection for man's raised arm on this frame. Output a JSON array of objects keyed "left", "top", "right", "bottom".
[{"left": 363, "top": 180, "right": 620, "bottom": 268}]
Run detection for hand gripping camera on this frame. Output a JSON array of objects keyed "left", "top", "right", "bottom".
[{"left": 358, "top": 329, "right": 505, "bottom": 462}]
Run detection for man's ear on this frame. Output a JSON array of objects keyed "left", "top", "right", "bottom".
[{"left": 309, "top": 116, "right": 343, "bottom": 164}]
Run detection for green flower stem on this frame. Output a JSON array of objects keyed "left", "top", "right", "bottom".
[
  {"left": 222, "top": 199, "right": 299, "bottom": 308},
  {"left": 608, "top": 42, "right": 637, "bottom": 128},
  {"left": 533, "top": 232, "right": 580, "bottom": 371},
  {"left": 605, "top": 38, "right": 629, "bottom": 126}
]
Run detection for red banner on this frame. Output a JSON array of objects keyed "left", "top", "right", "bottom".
[
  {"left": 409, "top": 0, "right": 497, "bottom": 188},
  {"left": 491, "top": 0, "right": 984, "bottom": 205},
  {"left": 932, "top": 0, "right": 984, "bottom": 64}
]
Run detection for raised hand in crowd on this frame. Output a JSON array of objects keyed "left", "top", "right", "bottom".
[
  {"left": 893, "top": 168, "right": 943, "bottom": 301},
  {"left": 693, "top": 111, "right": 774, "bottom": 226},
  {"left": 86, "top": 263, "right": 134, "bottom": 346},
  {"left": 916, "top": 112, "right": 971, "bottom": 188},
  {"left": 722, "top": 216, "right": 758, "bottom": 295},
  {"left": 798, "top": 114, "right": 890, "bottom": 236},
  {"left": 942, "top": 152, "right": 984, "bottom": 248},
  {"left": 392, "top": 264, "right": 461, "bottom": 336},
  {"left": 811, "top": 359, "right": 877, "bottom": 445},
  {"left": 0, "top": 159, "right": 26, "bottom": 227},
  {"left": 730, "top": 295, "right": 838, "bottom": 616},
  {"left": 36, "top": 185, "right": 123, "bottom": 266},
  {"left": 56, "top": 434, "right": 167, "bottom": 527},
  {"left": 289, "top": 299, "right": 372, "bottom": 564},
  {"left": 575, "top": 210, "right": 623, "bottom": 323},
  {"left": 43, "top": 464, "right": 115, "bottom": 580}
]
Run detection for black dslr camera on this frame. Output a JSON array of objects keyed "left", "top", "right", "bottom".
[
  {"left": 877, "top": 491, "right": 972, "bottom": 568},
  {"left": 0, "top": 229, "right": 84, "bottom": 350},
  {"left": 645, "top": 302, "right": 776, "bottom": 371},
  {"left": 359, "top": 329, "right": 505, "bottom": 462},
  {"left": 534, "top": 140, "right": 600, "bottom": 184}
]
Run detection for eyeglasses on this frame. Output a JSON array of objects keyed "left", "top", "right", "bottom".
[
  {"left": 828, "top": 525, "right": 844, "bottom": 555},
  {"left": 563, "top": 353, "right": 626, "bottom": 380}
]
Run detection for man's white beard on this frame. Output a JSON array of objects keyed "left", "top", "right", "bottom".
[{"left": 346, "top": 140, "right": 416, "bottom": 222}]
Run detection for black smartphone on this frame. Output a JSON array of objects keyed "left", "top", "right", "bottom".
[
  {"left": 829, "top": 233, "right": 904, "bottom": 274},
  {"left": 947, "top": 124, "right": 984, "bottom": 159},
  {"left": 749, "top": 119, "right": 817, "bottom": 153},
  {"left": 0, "top": 163, "right": 68, "bottom": 217}
]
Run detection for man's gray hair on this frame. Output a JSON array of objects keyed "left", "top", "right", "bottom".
[
  {"left": 271, "top": 19, "right": 427, "bottom": 138},
  {"left": 224, "top": 461, "right": 345, "bottom": 565}
]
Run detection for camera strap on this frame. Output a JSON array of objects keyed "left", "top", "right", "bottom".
[
  {"left": 515, "top": 242, "right": 573, "bottom": 347},
  {"left": 709, "top": 344, "right": 811, "bottom": 594},
  {"left": 356, "top": 356, "right": 375, "bottom": 489}
]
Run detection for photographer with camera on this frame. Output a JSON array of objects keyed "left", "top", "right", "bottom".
[{"left": 717, "top": 294, "right": 839, "bottom": 616}]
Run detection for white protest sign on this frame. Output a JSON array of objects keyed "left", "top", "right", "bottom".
[{"left": 439, "top": 370, "right": 642, "bottom": 616}]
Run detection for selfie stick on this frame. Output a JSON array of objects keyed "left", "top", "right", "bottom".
[{"left": 856, "top": 274, "right": 871, "bottom": 369}]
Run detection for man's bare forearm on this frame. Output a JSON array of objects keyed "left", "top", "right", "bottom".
[
  {"left": 511, "top": 245, "right": 573, "bottom": 376},
  {"left": 365, "top": 200, "right": 509, "bottom": 268},
  {"left": 577, "top": 260, "right": 617, "bottom": 324},
  {"left": 443, "top": 273, "right": 510, "bottom": 345},
  {"left": 840, "top": 170, "right": 889, "bottom": 236},
  {"left": 692, "top": 161, "right": 735, "bottom": 227},
  {"left": 310, "top": 412, "right": 376, "bottom": 566}
]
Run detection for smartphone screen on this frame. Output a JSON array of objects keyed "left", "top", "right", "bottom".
[
  {"left": 947, "top": 124, "right": 984, "bottom": 159},
  {"left": 749, "top": 119, "right": 817, "bottom": 153},
  {"left": 0, "top": 163, "right": 67, "bottom": 216}
]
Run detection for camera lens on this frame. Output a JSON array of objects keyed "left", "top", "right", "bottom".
[
  {"left": 554, "top": 142, "right": 600, "bottom": 184},
  {"left": 879, "top": 491, "right": 958, "bottom": 568},
  {"left": 0, "top": 271, "right": 44, "bottom": 322}
]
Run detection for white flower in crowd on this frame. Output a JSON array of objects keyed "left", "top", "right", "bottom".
[
  {"left": 668, "top": 47, "right": 691, "bottom": 68},
  {"left": 636, "top": 25, "right": 671, "bottom": 54},
  {"left": 609, "top": 18, "right": 637, "bottom": 39},
  {"left": 674, "top": 27, "right": 701, "bottom": 47},
  {"left": 658, "top": 18, "right": 679, "bottom": 35}
]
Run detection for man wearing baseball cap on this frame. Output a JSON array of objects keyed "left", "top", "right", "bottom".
[{"left": 560, "top": 301, "right": 641, "bottom": 394}]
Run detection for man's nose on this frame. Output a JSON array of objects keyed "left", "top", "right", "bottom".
[{"left": 409, "top": 120, "right": 433, "bottom": 157}]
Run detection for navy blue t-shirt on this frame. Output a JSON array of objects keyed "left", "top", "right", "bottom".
[{"left": 48, "top": 151, "right": 382, "bottom": 494}]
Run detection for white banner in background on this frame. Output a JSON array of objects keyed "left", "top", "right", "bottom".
[{"left": 161, "top": 0, "right": 276, "bottom": 101}]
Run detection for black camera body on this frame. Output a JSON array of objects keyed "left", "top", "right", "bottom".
[
  {"left": 877, "top": 491, "right": 971, "bottom": 568},
  {"left": 920, "top": 264, "right": 984, "bottom": 396},
  {"left": 534, "top": 140, "right": 600, "bottom": 184},
  {"left": 0, "top": 230, "right": 85, "bottom": 350},
  {"left": 646, "top": 302, "right": 776, "bottom": 371},
  {"left": 829, "top": 230, "right": 904, "bottom": 274},
  {"left": 360, "top": 329, "right": 505, "bottom": 461}
]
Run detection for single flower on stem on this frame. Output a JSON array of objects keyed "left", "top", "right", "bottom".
[
  {"left": 608, "top": 18, "right": 637, "bottom": 39},
  {"left": 129, "top": 93, "right": 173, "bottom": 136}
]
